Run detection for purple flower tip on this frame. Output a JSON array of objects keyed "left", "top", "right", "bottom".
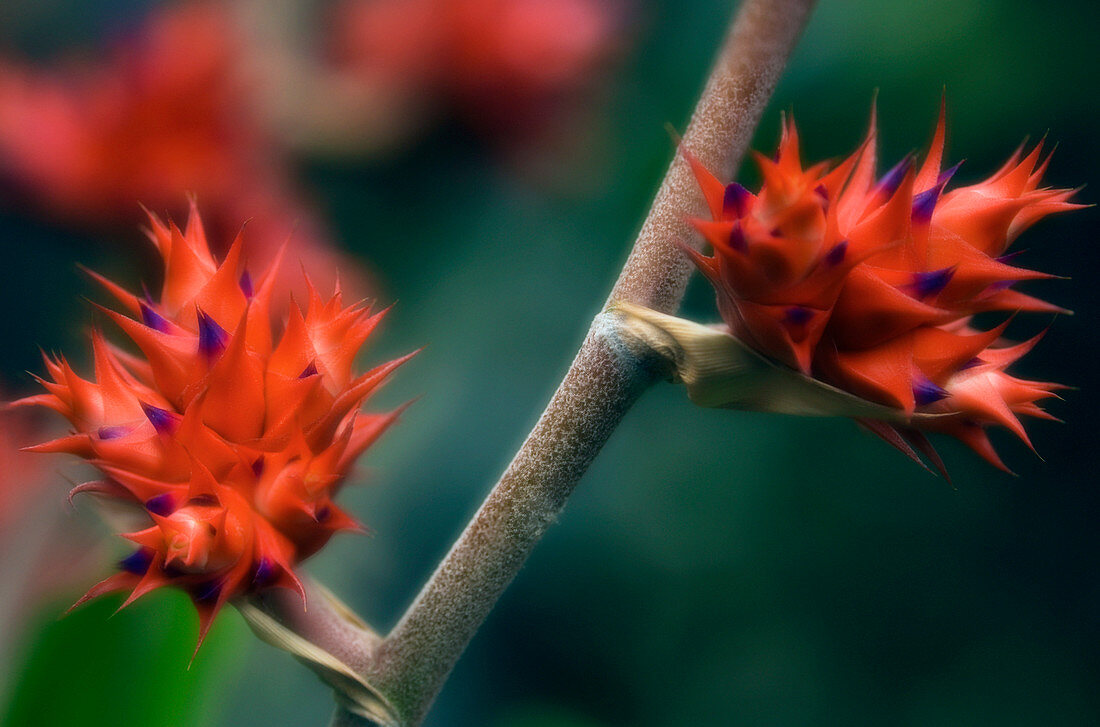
[
  {"left": 140, "top": 303, "right": 171, "bottom": 333},
  {"left": 913, "top": 376, "right": 950, "bottom": 407},
  {"left": 299, "top": 361, "right": 319, "bottom": 379},
  {"left": 194, "top": 580, "right": 222, "bottom": 603},
  {"left": 784, "top": 306, "right": 814, "bottom": 326},
  {"left": 876, "top": 155, "right": 913, "bottom": 197},
  {"left": 141, "top": 401, "right": 179, "bottom": 434},
  {"left": 253, "top": 558, "right": 275, "bottom": 586},
  {"left": 120, "top": 548, "right": 154, "bottom": 574},
  {"left": 145, "top": 492, "right": 176, "bottom": 516},
  {"left": 937, "top": 161, "right": 963, "bottom": 186},
  {"left": 239, "top": 270, "right": 254, "bottom": 299},
  {"left": 722, "top": 183, "right": 751, "bottom": 219},
  {"left": 824, "top": 240, "right": 848, "bottom": 267},
  {"left": 97, "top": 424, "right": 131, "bottom": 440},
  {"left": 911, "top": 185, "right": 941, "bottom": 223},
  {"left": 251, "top": 456, "right": 265, "bottom": 477},
  {"left": 197, "top": 309, "right": 229, "bottom": 359},
  {"left": 728, "top": 223, "right": 747, "bottom": 251},
  {"left": 910, "top": 267, "right": 955, "bottom": 299},
  {"left": 961, "top": 357, "right": 985, "bottom": 370}
]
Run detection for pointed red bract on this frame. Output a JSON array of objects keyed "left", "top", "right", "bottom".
[
  {"left": 684, "top": 103, "right": 1078, "bottom": 471},
  {"left": 17, "top": 206, "right": 413, "bottom": 650}
]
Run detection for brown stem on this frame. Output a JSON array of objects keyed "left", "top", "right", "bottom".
[
  {"left": 250, "top": 582, "right": 381, "bottom": 677},
  {"left": 608, "top": 0, "right": 817, "bottom": 313},
  {"left": 258, "top": 0, "right": 816, "bottom": 724},
  {"left": 364, "top": 321, "right": 652, "bottom": 726},
  {"left": 369, "top": 1, "right": 816, "bottom": 723}
]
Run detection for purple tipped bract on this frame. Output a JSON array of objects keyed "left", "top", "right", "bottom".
[
  {"left": 784, "top": 306, "right": 814, "bottom": 326},
  {"left": 875, "top": 155, "right": 913, "bottom": 197},
  {"left": 913, "top": 376, "right": 950, "bottom": 407},
  {"left": 120, "top": 548, "right": 155, "bottom": 575},
  {"left": 145, "top": 492, "right": 176, "bottom": 516},
  {"left": 140, "top": 402, "right": 179, "bottom": 434},
  {"left": 723, "top": 183, "right": 751, "bottom": 218},
  {"left": 196, "top": 309, "right": 229, "bottom": 359},
  {"left": 140, "top": 302, "right": 172, "bottom": 333},
  {"left": 97, "top": 424, "right": 131, "bottom": 440},
  {"left": 824, "top": 240, "right": 848, "bottom": 267},
  {"left": 910, "top": 267, "right": 955, "bottom": 299},
  {"left": 911, "top": 186, "right": 942, "bottom": 223},
  {"left": 728, "top": 224, "right": 747, "bottom": 251}
]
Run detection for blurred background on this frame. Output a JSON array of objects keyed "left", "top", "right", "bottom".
[{"left": 1, "top": 0, "right": 1098, "bottom": 725}]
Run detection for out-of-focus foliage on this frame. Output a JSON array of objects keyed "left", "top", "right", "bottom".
[
  {"left": 3, "top": 594, "right": 246, "bottom": 727},
  {"left": 1, "top": 0, "right": 1097, "bottom": 726}
]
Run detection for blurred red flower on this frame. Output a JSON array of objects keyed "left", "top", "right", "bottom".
[
  {"left": 326, "top": 0, "right": 625, "bottom": 144},
  {"left": 16, "top": 206, "right": 414, "bottom": 649},
  {"left": 0, "top": 0, "right": 368, "bottom": 302}
]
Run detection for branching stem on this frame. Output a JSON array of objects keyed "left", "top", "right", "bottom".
[{"left": 254, "top": 1, "right": 817, "bottom": 724}]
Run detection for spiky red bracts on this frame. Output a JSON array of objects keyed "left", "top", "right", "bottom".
[
  {"left": 16, "top": 204, "right": 414, "bottom": 649},
  {"left": 683, "top": 102, "right": 1080, "bottom": 472}
]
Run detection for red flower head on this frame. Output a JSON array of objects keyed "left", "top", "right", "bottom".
[
  {"left": 683, "top": 102, "right": 1080, "bottom": 472},
  {"left": 16, "top": 204, "right": 414, "bottom": 649}
]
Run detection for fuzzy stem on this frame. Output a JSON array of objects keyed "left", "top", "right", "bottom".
[
  {"left": 366, "top": 1, "right": 815, "bottom": 723},
  {"left": 608, "top": 0, "right": 817, "bottom": 313},
  {"left": 261, "top": 0, "right": 816, "bottom": 724},
  {"left": 250, "top": 582, "right": 382, "bottom": 676}
]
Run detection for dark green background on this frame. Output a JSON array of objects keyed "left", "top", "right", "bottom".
[{"left": 2, "top": 0, "right": 1098, "bottom": 725}]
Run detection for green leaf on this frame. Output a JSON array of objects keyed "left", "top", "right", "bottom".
[{"left": 3, "top": 591, "right": 249, "bottom": 727}]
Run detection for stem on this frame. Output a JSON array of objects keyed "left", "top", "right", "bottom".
[
  {"left": 260, "top": 0, "right": 816, "bottom": 724},
  {"left": 369, "top": 1, "right": 817, "bottom": 723},
  {"left": 609, "top": 0, "right": 817, "bottom": 313},
  {"left": 365, "top": 321, "right": 652, "bottom": 725},
  {"left": 251, "top": 583, "right": 381, "bottom": 677}
]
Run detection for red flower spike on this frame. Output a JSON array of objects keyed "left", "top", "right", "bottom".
[
  {"left": 17, "top": 207, "right": 414, "bottom": 651},
  {"left": 684, "top": 102, "right": 1079, "bottom": 471}
]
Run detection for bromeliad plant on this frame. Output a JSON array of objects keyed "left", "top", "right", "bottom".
[
  {"left": 10, "top": 0, "right": 1082, "bottom": 725},
  {"left": 16, "top": 204, "right": 413, "bottom": 651},
  {"left": 614, "top": 105, "right": 1078, "bottom": 475}
]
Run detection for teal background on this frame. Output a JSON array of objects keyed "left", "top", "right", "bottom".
[{"left": 2, "top": 1, "right": 1098, "bottom": 725}]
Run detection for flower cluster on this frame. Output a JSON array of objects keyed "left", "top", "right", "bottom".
[
  {"left": 16, "top": 205, "right": 412, "bottom": 647},
  {"left": 682, "top": 104, "right": 1078, "bottom": 471}
]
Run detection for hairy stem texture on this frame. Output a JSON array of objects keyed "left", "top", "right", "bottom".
[{"left": 274, "top": 0, "right": 817, "bottom": 724}]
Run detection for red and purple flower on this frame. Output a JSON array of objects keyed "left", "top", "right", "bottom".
[
  {"left": 16, "top": 205, "right": 414, "bottom": 648},
  {"left": 682, "top": 103, "right": 1080, "bottom": 471}
]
